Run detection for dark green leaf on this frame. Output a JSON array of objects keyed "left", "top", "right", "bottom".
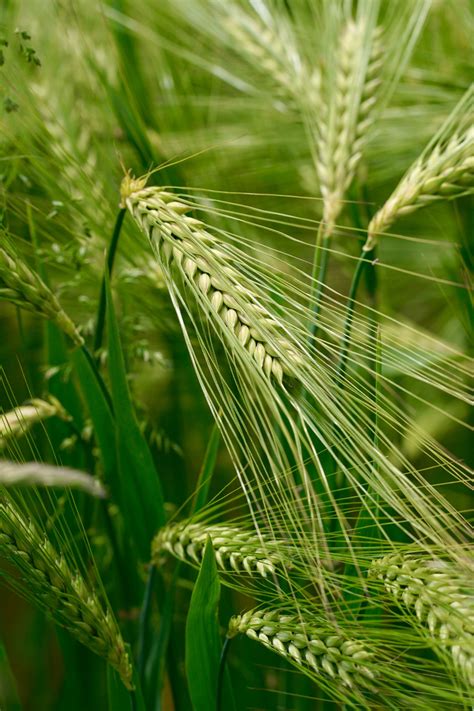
[
  {"left": 185, "top": 538, "right": 221, "bottom": 711},
  {"left": 105, "top": 271, "right": 165, "bottom": 561}
]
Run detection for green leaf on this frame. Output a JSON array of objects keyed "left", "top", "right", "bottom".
[
  {"left": 185, "top": 538, "right": 221, "bottom": 711},
  {"left": 105, "top": 271, "right": 165, "bottom": 561}
]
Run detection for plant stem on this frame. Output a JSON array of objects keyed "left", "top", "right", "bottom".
[
  {"left": 137, "top": 564, "right": 157, "bottom": 681},
  {"left": 308, "top": 222, "right": 330, "bottom": 344},
  {"left": 94, "top": 208, "right": 126, "bottom": 355},
  {"left": 217, "top": 636, "right": 232, "bottom": 711},
  {"left": 336, "top": 247, "right": 375, "bottom": 383}
]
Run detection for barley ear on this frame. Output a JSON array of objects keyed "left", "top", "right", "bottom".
[
  {"left": 152, "top": 520, "right": 293, "bottom": 578},
  {"left": 228, "top": 608, "right": 377, "bottom": 691},
  {"left": 370, "top": 552, "right": 474, "bottom": 689},
  {"left": 123, "top": 180, "right": 303, "bottom": 384},
  {"left": 0, "top": 497, "right": 133, "bottom": 688},
  {"left": 0, "top": 244, "right": 83, "bottom": 346},
  {"left": 364, "top": 88, "right": 474, "bottom": 251}
]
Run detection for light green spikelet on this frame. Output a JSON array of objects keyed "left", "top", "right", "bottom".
[
  {"left": 0, "top": 498, "right": 132, "bottom": 689},
  {"left": 0, "top": 245, "right": 83, "bottom": 346},
  {"left": 317, "top": 18, "right": 384, "bottom": 231},
  {"left": 228, "top": 608, "right": 377, "bottom": 691},
  {"left": 123, "top": 181, "right": 303, "bottom": 384},
  {"left": 370, "top": 552, "right": 474, "bottom": 689},
  {"left": 152, "top": 521, "right": 292, "bottom": 578},
  {"left": 365, "top": 87, "right": 474, "bottom": 249}
]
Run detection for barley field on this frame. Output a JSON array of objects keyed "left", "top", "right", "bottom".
[{"left": 0, "top": 1, "right": 473, "bottom": 710}]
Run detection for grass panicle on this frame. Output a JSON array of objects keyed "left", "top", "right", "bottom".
[
  {"left": 0, "top": 497, "right": 132, "bottom": 688},
  {"left": 371, "top": 551, "right": 474, "bottom": 688},
  {"left": 124, "top": 183, "right": 302, "bottom": 384},
  {"left": 365, "top": 87, "right": 474, "bottom": 249},
  {"left": 0, "top": 461, "right": 106, "bottom": 497},
  {"left": 317, "top": 17, "right": 383, "bottom": 232},
  {"left": 228, "top": 608, "right": 376, "bottom": 691},
  {"left": 152, "top": 521, "right": 293, "bottom": 578},
  {"left": 0, "top": 244, "right": 83, "bottom": 346}
]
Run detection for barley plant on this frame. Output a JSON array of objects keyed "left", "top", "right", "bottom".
[{"left": 0, "top": 1, "right": 472, "bottom": 710}]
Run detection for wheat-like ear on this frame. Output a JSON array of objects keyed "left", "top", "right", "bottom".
[
  {"left": 228, "top": 608, "right": 376, "bottom": 691},
  {"left": 152, "top": 520, "right": 293, "bottom": 578},
  {"left": 0, "top": 497, "right": 132, "bottom": 688},
  {"left": 365, "top": 86, "right": 474, "bottom": 250},
  {"left": 1, "top": 396, "right": 70, "bottom": 448},
  {"left": 124, "top": 184, "right": 302, "bottom": 384},
  {"left": 0, "top": 243, "right": 83, "bottom": 346},
  {"left": 217, "top": 4, "right": 317, "bottom": 107},
  {"left": 370, "top": 552, "right": 474, "bottom": 689},
  {"left": 316, "top": 17, "right": 384, "bottom": 232}
]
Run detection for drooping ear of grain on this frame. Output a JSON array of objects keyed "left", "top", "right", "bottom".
[
  {"left": 0, "top": 244, "right": 83, "bottom": 346},
  {"left": 370, "top": 552, "right": 474, "bottom": 689},
  {"left": 228, "top": 608, "right": 376, "bottom": 691},
  {"left": 124, "top": 183, "right": 303, "bottom": 384},
  {"left": 0, "top": 497, "right": 133, "bottom": 689},
  {"left": 1, "top": 397, "right": 70, "bottom": 448}
]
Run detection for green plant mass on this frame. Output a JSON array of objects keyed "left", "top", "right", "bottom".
[{"left": 0, "top": 1, "right": 472, "bottom": 709}]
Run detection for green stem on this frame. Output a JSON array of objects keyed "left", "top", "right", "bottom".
[
  {"left": 336, "top": 248, "right": 375, "bottom": 383},
  {"left": 94, "top": 208, "right": 126, "bottom": 355},
  {"left": 217, "top": 636, "right": 232, "bottom": 711},
  {"left": 308, "top": 222, "right": 331, "bottom": 344},
  {"left": 137, "top": 564, "right": 157, "bottom": 681}
]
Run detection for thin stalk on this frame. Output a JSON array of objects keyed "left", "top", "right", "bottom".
[
  {"left": 94, "top": 208, "right": 126, "bottom": 355},
  {"left": 217, "top": 636, "right": 232, "bottom": 711},
  {"left": 336, "top": 248, "right": 374, "bottom": 382},
  {"left": 308, "top": 222, "right": 330, "bottom": 344},
  {"left": 137, "top": 564, "right": 157, "bottom": 681}
]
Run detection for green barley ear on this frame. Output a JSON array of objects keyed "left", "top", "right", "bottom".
[
  {"left": 152, "top": 520, "right": 293, "bottom": 578},
  {"left": 370, "top": 551, "right": 474, "bottom": 689},
  {"left": 0, "top": 497, "right": 132, "bottom": 688},
  {"left": 317, "top": 18, "right": 384, "bottom": 232},
  {"left": 123, "top": 181, "right": 302, "bottom": 384},
  {"left": 1, "top": 396, "right": 71, "bottom": 448},
  {"left": 0, "top": 243, "right": 83, "bottom": 346},
  {"left": 228, "top": 608, "right": 376, "bottom": 692},
  {"left": 365, "top": 86, "right": 474, "bottom": 250}
]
